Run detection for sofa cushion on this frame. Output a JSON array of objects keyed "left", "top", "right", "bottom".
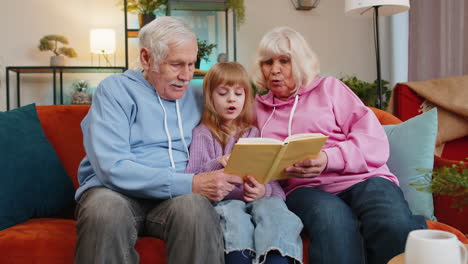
[
  {"left": 383, "top": 108, "right": 438, "bottom": 220},
  {"left": 0, "top": 104, "right": 75, "bottom": 230},
  {"left": 36, "top": 105, "right": 90, "bottom": 189},
  {"left": 0, "top": 218, "right": 167, "bottom": 264}
]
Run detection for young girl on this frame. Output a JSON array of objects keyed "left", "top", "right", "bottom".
[{"left": 186, "top": 62, "right": 303, "bottom": 264}]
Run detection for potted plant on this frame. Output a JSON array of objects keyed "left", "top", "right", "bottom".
[
  {"left": 121, "top": 0, "right": 167, "bottom": 28},
  {"left": 226, "top": 0, "right": 245, "bottom": 26},
  {"left": 196, "top": 39, "right": 217, "bottom": 69},
  {"left": 38, "top": 35, "right": 77, "bottom": 66},
  {"left": 340, "top": 75, "right": 391, "bottom": 109},
  {"left": 413, "top": 162, "right": 468, "bottom": 210},
  {"left": 70, "top": 80, "right": 92, "bottom": 105}
]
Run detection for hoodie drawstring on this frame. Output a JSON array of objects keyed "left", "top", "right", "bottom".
[
  {"left": 175, "top": 100, "right": 190, "bottom": 160},
  {"left": 156, "top": 94, "right": 190, "bottom": 169},
  {"left": 260, "top": 107, "right": 276, "bottom": 138},
  {"left": 288, "top": 94, "right": 300, "bottom": 136},
  {"left": 260, "top": 94, "right": 300, "bottom": 138},
  {"left": 156, "top": 94, "right": 175, "bottom": 168}
]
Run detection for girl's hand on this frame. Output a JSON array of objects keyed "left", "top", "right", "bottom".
[
  {"left": 285, "top": 151, "right": 328, "bottom": 178},
  {"left": 243, "top": 175, "right": 266, "bottom": 202},
  {"left": 217, "top": 154, "right": 231, "bottom": 167}
]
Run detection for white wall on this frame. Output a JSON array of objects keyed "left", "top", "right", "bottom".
[{"left": 0, "top": 0, "right": 379, "bottom": 111}]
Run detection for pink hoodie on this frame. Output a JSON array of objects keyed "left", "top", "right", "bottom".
[{"left": 255, "top": 76, "right": 399, "bottom": 195}]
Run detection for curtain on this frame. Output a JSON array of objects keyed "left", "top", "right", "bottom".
[{"left": 408, "top": 0, "right": 468, "bottom": 82}]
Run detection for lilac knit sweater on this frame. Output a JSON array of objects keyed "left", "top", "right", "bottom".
[{"left": 186, "top": 124, "right": 286, "bottom": 200}]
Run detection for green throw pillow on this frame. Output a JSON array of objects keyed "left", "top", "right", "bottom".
[
  {"left": 383, "top": 108, "right": 437, "bottom": 221},
  {"left": 0, "top": 104, "right": 75, "bottom": 230}
]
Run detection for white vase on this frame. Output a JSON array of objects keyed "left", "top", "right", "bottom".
[{"left": 50, "top": 55, "right": 65, "bottom": 67}]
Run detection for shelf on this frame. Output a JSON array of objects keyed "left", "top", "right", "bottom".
[
  {"left": 127, "top": 29, "right": 139, "bottom": 38},
  {"left": 123, "top": 0, "right": 237, "bottom": 69},
  {"left": 7, "top": 66, "right": 126, "bottom": 74},
  {"left": 168, "top": 0, "right": 228, "bottom": 12},
  {"left": 5, "top": 66, "right": 126, "bottom": 110}
]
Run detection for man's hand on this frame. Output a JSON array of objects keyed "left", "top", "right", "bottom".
[
  {"left": 285, "top": 151, "right": 328, "bottom": 178},
  {"left": 216, "top": 154, "right": 231, "bottom": 167},
  {"left": 243, "top": 175, "right": 266, "bottom": 202},
  {"left": 192, "top": 169, "right": 243, "bottom": 202}
]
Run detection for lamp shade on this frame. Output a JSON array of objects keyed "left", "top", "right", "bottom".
[
  {"left": 345, "top": 0, "right": 410, "bottom": 16},
  {"left": 90, "top": 29, "right": 116, "bottom": 54}
]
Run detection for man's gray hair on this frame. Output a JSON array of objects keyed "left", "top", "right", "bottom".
[
  {"left": 251, "top": 26, "right": 320, "bottom": 93},
  {"left": 139, "top": 17, "right": 196, "bottom": 72}
]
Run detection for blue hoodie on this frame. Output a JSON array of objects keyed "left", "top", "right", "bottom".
[{"left": 75, "top": 69, "right": 202, "bottom": 200}]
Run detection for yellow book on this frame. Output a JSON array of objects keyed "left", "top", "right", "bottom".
[{"left": 224, "top": 133, "right": 328, "bottom": 184}]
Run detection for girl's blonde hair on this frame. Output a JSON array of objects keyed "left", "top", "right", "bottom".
[
  {"left": 202, "top": 62, "right": 255, "bottom": 149},
  {"left": 251, "top": 26, "right": 321, "bottom": 93}
]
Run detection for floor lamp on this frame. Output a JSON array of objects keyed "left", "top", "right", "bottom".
[{"left": 345, "top": 0, "right": 410, "bottom": 109}]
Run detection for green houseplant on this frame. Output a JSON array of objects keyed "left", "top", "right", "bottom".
[
  {"left": 413, "top": 162, "right": 468, "bottom": 210},
  {"left": 226, "top": 0, "right": 245, "bottom": 26},
  {"left": 121, "top": 0, "right": 167, "bottom": 27},
  {"left": 340, "top": 75, "right": 391, "bottom": 109},
  {"left": 196, "top": 39, "right": 217, "bottom": 69},
  {"left": 38, "top": 35, "right": 77, "bottom": 66}
]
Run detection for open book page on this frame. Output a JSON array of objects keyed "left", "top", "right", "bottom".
[
  {"left": 224, "top": 143, "right": 282, "bottom": 183},
  {"left": 237, "top": 137, "right": 283, "bottom": 145},
  {"left": 266, "top": 135, "right": 328, "bottom": 182},
  {"left": 284, "top": 133, "right": 325, "bottom": 143},
  {"left": 224, "top": 133, "right": 328, "bottom": 184}
]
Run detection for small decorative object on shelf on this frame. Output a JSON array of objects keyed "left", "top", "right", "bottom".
[
  {"left": 217, "top": 53, "right": 228, "bottom": 63},
  {"left": 38, "top": 35, "right": 77, "bottom": 67},
  {"left": 71, "top": 80, "right": 92, "bottom": 105},
  {"left": 291, "top": 0, "right": 320, "bottom": 11},
  {"left": 120, "top": 0, "right": 167, "bottom": 28},
  {"left": 196, "top": 39, "right": 217, "bottom": 69}
]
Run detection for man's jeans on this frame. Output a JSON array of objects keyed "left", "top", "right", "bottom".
[
  {"left": 74, "top": 187, "right": 224, "bottom": 264},
  {"left": 286, "top": 177, "right": 427, "bottom": 264}
]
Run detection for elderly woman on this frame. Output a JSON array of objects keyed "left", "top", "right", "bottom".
[{"left": 252, "top": 26, "right": 427, "bottom": 264}]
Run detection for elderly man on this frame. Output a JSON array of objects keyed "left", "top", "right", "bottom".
[{"left": 74, "top": 17, "right": 242, "bottom": 264}]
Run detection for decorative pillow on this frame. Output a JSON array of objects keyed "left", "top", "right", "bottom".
[
  {"left": 383, "top": 108, "right": 438, "bottom": 221},
  {"left": 0, "top": 104, "right": 75, "bottom": 230}
]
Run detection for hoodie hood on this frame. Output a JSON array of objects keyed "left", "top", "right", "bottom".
[
  {"left": 123, "top": 69, "right": 156, "bottom": 93},
  {"left": 256, "top": 76, "right": 323, "bottom": 107}
]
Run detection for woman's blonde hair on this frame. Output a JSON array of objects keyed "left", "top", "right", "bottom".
[
  {"left": 251, "top": 26, "right": 321, "bottom": 93},
  {"left": 202, "top": 62, "right": 255, "bottom": 148}
]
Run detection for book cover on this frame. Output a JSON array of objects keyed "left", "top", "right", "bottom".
[{"left": 224, "top": 133, "right": 328, "bottom": 184}]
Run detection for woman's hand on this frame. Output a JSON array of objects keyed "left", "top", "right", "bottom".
[
  {"left": 285, "top": 151, "right": 328, "bottom": 178},
  {"left": 217, "top": 154, "right": 231, "bottom": 167},
  {"left": 243, "top": 175, "right": 266, "bottom": 202}
]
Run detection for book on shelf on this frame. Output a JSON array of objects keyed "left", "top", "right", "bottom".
[{"left": 224, "top": 133, "right": 328, "bottom": 184}]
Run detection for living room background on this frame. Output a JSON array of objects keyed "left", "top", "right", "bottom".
[{"left": 0, "top": 0, "right": 401, "bottom": 111}]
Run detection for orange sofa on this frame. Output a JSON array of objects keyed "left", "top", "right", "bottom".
[{"left": 0, "top": 105, "right": 466, "bottom": 264}]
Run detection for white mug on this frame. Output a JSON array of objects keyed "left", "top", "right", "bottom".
[{"left": 405, "top": 229, "right": 467, "bottom": 264}]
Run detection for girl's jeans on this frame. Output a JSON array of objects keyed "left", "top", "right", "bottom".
[
  {"left": 215, "top": 197, "right": 303, "bottom": 264},
  {"left": 286, "top": 177, "right": 427, "bottom": 264},
  {"left": 74, "top": 187, "right": 224, "bottom": 264}
]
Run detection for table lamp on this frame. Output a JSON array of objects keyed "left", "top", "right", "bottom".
[
  {"left": 345, "top": 0, "right": 410, "bottom": 109},
  {"left": 90, "top": 29, "right": 116, "bottom": 66}
]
